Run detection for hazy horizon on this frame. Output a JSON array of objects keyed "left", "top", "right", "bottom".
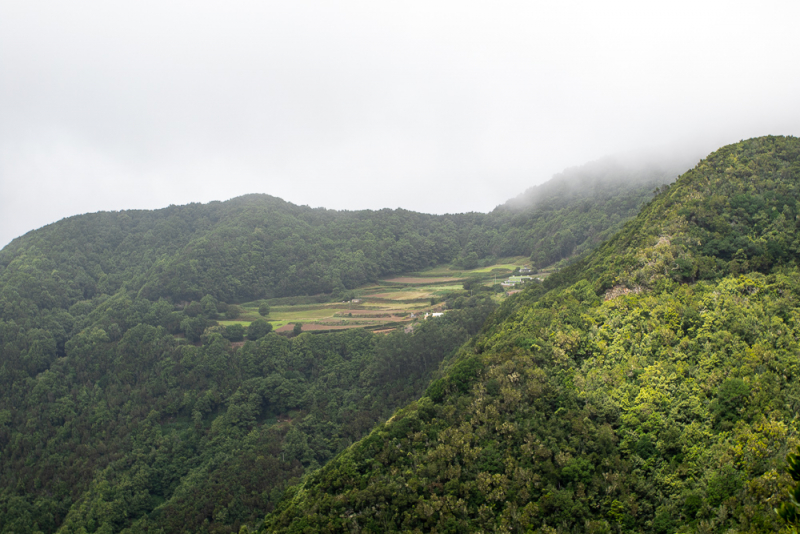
[
  {"left": 1, "top": 140, "right": 711, "bottom": 247},
  {"left": 2, "top": 1, "right": 799, "bottom": 248}
]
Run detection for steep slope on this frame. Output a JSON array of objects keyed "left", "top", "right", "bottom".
[
  {"left": 549, "top": 135, "right": 800, "bottom": 293},
  {"left": 494, "top": 151, "right": 698, "bottom": 269},
  {"left": 0, "top": 301, "right": 495, "bottom": 534},
  {"left": 0, "top": 149, "right": 700, "bottom": 533},
  {"left": 263, "top": 136, "right": 800, "bottom": 533}
]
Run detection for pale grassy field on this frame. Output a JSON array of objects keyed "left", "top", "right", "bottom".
[
  {"left": 354, "top": 301, "right": 429, "bottom": 311},
  {"left": 468, "top": 264, "right": 520, "bottom": 273},
  {"left": 414, "top": 256, "right": 529, "bottom": 276},
  {"left": 225, "top": 258, "right": 529, "bottom": 332},
  {"left": 229, "top": 301, "right": 416, "bottom": 330},
  {"left": 366, "top": 290, "right": 432, "bottom": 300},
  {"left": 381, "top": 276, "right": 463, "bottom": 284}
]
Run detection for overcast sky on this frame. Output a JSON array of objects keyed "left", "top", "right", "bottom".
[{"left": 2, "top": 1, "right": 799, "bottom": 248}]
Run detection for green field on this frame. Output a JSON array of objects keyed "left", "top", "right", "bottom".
[
  {"left": 413, "top": 256, "right": 529, "bottom": 276},
  {"left": 229, "top": 258, "right": 532, "bottom": 333},
  {"left": 468, "top": 262, "right": 524, "bottom": 273}
]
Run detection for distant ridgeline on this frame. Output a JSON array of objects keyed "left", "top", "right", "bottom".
[
  {"left": 497, "top": 150, "right": 698, "bottom": 269},
  {"left": 0, "top": 145, "right": 705, "bottom": 533},
  {"left": 0, "top": 150, "right": 690, "bottom": 307},
  {"left": 262, "top": 136, "right": 800, "bottom": 533}
]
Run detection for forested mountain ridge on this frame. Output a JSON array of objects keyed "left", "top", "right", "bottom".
[
  {"left": 497, "top": 151, "right": 697, "bottom": 268},
  {"left": 263, "top": 136, "right": 800, "bottom": 533},
  {"left": 0, "top": 147, "right": 701, "bottom": 533},
  {"left": 0, "top": 196, "right": 471, "bottom": 305},
  {"left": 545, "top": 134, "right": 800, "bottom": 294},
  {"left": 0, "top": 149, "right": 688, "bottom": 309}
]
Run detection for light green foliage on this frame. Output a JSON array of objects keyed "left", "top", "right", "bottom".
[
  {"left": 2, "top": 136, "right": 799, "bottom": 533},
  {"left": 263, "top": 136, "right": 800, "bottom": 533},
  {"left": 265, "top": 269, "right": 800, "bottom": 533},
  {"left": 548, "top": 135, "right": 800, "bottom": 294}
]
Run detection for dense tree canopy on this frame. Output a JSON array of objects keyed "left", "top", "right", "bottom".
[
  {"left": 0, "top": 291, "right": 494, "bottom": 533},
  {"left": 2, "top": 138, "right": 790, "bottom": 533},
  {"left": 0, "top": 153, "right": 683, "bottom": 309},
  {"left": 263, "top": 136, "right": 800, "bottom": 533}
]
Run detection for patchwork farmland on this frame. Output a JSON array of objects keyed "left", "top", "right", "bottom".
[{"left": 224, "top": 256, "right": 535, "bottom": 334}]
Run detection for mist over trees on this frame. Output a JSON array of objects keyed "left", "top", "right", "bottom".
[
  {"left": 0, "top": 149, "right": 695, "bottom": 313},
  {"left": 3, "top": 137, "right": 800, "bottom": 532},
  {"left": 264, "top": 136, "right": 800, "bottom": 533}
]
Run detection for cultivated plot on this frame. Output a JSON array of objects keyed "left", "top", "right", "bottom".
[{"left": 231, "top": 257, "right": 535, "bottom": 333}]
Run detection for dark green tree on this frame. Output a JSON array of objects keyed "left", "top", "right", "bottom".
[
  {"left": 201, "top": 294, "right": 218, "bottom": 316},
  {"left": 246, "top": 319, "right": 273, "bottom": 341},
  {"left": 224, "top": 323, "right": 245, "bottom": 342},
  {"left": 779, "top": 446, "right": 800, "bottom": 530}
]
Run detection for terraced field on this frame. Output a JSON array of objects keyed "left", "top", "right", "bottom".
[{"left": 228, "top": 257, "right": 533, "bottom": 333}]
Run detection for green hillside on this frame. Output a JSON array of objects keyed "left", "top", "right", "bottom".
[
  {"left": 495, "top": 151, "right": 696, "bottom": 269},
  {"left": 0, "top": 147, "right": 709, "bottom": 533},
  {"left": 0, "top": 197, "right": 471, "bottom": 305},
  {"left": 263, "top": 136, "right": 800, "bottom": 533},
  {"left": 0, "top": 151, "right": 686, "bottom": 310},
  {"left": 0, "top": 300, "right": 495, "bottom": 533}
]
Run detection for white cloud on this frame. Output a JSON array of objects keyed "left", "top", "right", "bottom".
[{"left": 1, "top": 0, "right": 799, "bottom": 247}]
